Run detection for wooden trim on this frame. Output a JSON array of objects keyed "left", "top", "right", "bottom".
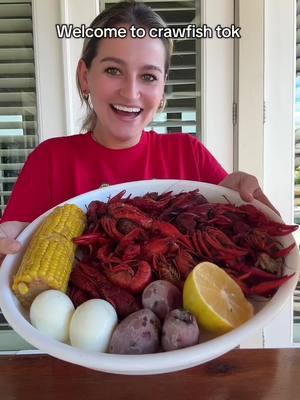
[
  {"left": 201, "top": 0, "right": 234, "bottom": 173},
  {"left": 60, "top": 0, "right": 99, "bottom": 134},
  {"left": 236, "top": 0, "right": 264, "bottom": 182},
  {"left": 263, "top": 0, "right": 296, "bottom": 348},
  {"left": 32, "top": 0, "right": 66, "bottom": 141}
]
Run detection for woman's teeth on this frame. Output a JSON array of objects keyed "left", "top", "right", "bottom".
[{"left": 112, "top": 104, "right": 142, "bottom": 113}]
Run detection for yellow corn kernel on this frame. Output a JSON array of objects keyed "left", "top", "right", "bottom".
[{"left": 12, "top": 204, "right": 86, "bottom": 308}]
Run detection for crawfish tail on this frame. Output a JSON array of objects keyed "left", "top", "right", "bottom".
[
  {"left": 249, "top": 273, "right": 295, "bottom": 297},
  {"left": 69, "top": 267, "right": 99, "bottom": 298},
  {"left": 273, "top": 242, "right": 296, "bottom": 258},
  {"left": 107, "top": 202, "right": 153, "bottom": 228},
  {"left": 98, "top": 283, "right": 141, "bottom": 319},
  {"left": 264, "top": 222, "right": 299, "bottom": 236}
]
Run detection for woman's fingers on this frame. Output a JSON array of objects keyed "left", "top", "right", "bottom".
[
  {"left": 0, "top": 237, "right": 22, "bottom": 255},
  {"left": 0, "top": 221, "right": 29, "bottom": 239},
  {"left": 219, "top": 171, "right": 280, "bottom": 215},
  {"left": 237, "top": 173, "right": 255, "bottom": 200},
  {"left": 0, "top": 221, "right": 29, "bottom": 257},
  {"left": 236, "top": 176, "right": 280, "bottom": 215},
  {"left": 252, "top": 187, "right": 280, "bottom": 215}
]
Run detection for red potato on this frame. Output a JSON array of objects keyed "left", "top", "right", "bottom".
[
  {"left": 108, "top": 309, "right": 161, "bottom": 354},
  {"left": 161, "top": 309, "right": 200, "bottom": 351},
  {"left": 142, "top": 280, "right": 182, "bottom": 320}
]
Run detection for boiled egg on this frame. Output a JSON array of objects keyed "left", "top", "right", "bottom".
[
  {"left": 69, "top": 299, "right": 118, "bottom": 352},
  {"left": 30, "top": 290, "right": 75, "bottom": 343}
]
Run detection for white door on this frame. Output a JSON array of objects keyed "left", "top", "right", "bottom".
[{"left": 238, "top": 0, "right": 297, "bottom": 347}]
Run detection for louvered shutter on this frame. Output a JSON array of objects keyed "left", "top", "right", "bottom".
[
  {"left": 103, "top": 0, "right": 200, "bottom": 135},
  {"left": 294, "top": 0, "right": 300, "bottom": 337},
  {"left": 0, "top": 0, "right": 38, "bottom": 217},
  {"left": 0, "top": 0, "right": 38, "bottom": 350}
]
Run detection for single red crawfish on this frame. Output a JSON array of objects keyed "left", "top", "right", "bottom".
[
  {"left": 100, "top": 215, "right": 123, "bottom": 240},
  {"left": 107, "top": 189, "right": 127, "bottom": 203},
  {"left": 114, "top": 227, "right": 144, "bottom": 261},
  {"left": 159, "top": 189, "right": 208, "bottom": 220},
  {"left": 222, "top": 259, "right": 253, "bottom": 274},
  {"left": 142, "top": 238, "right": 179, "bottom": 259},
  {"left": 107, "top": 201, "right": 153, "bottom": 228},
  {"left": 244, "top": 230, "right": 293, "bottom": 259},
  {"left": 73, "top": 232, "right": 109, "bottom": 246},
  {"left": 115, "top": 227, "right": 145, "bottom": 252},
  {"left": 173, "top": 189, "right": 208, "bottom": 208},
  {"left": 188, "top": 203, "right": 236, "bottom": 226},
  {"left": 126, "top": 191, "right": 173, "bottom": 213},
  {"left": 116, "top": 218, "right": 139, "bottom": 235},
  {"left": 150, "top": 220, "right": 193, "bottom": 249},
  {"left": 121, "top": 244, "right": 141, "bottom": 261},
  {"left": 203, "top": 227, "right": 249, "bottom": 257},
  {"left": 248, "top": 273, "right": 295, "bottom": 297},
  {"left": 86, "top": 200, "right": 107, "bottom": 222},
  {"left": 69, "top": 265, "right": 100, "bottom": 298},
  {"left": 152, "top": 254, "right": 182, "bottom": 289},
  {"left": 272, "top": 242, "right": 296, "bottom": 258},
  {"left": 174, "top": 248, "right": 199, "bottom": 279},
  {"left": 238, "top": 204, "right": 298, "bottom": 236},
  {"left": 98, "top": 284, "right": 141, "bottom": 319},
  {"left": 96, "top": 243, "right": 121, "bottom": 264},
  {"left": 191, "top": 231, "right": 213, "bottom": 258},
  {"left": 174, "top": 212, "right": 199, "bottom": 233},
  {"left": 104, "top": 260, "right": 152, "bottom": 294},
  {"left": 226, "top": 271, "right": 251, "bottom": 296},
  {"left": 68, "top": 285, "right": 89, "bottom": 307},
  {"left": 238, "top": 267, "right": 280, "bottom": 282},
  {"left": 69, "top": 262, "right": 141, "bottom": 318}
]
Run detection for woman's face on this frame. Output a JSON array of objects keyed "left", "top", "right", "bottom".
[{"left": 79, "top": 29, "right": 166, "bottom": 149}]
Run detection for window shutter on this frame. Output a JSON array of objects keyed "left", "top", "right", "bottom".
[
  {"left": 103, "top": 0, "right": 200, "bottom": 135},
  {"left": 294, "top": 0, "right": 300, "bottom": 339},
  {"left": 0, "top": 0, "right": 38, "bottom": 217},
  {"left": 0, "top": 0, "right": 38, "bottom": 350}
]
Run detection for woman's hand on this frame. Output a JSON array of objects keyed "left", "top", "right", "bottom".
[
  {"left": 219, "top": 171, "right": 279, "bottom": 215},
  {"left": 0, "top": 221, "right": 29, "bottom": 264}
]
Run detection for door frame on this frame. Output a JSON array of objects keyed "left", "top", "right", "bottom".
[{"left": 237, "top": 0, "right": 296, "bottom": 347}]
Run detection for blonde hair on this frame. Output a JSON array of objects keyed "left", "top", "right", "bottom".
[{"left": 76, "top": 0, "right": 173, "bottom": 132}]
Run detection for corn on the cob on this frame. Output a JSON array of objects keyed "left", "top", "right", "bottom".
[{"left": 12, "top": 204, "right": 86, "bottom": 308}]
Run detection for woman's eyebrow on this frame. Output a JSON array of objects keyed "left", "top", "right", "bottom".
[
  {"left": 99, "top": 57, "right": 163, "bottom": 74},
  {"left": 99, "top": 56, "right": 125, "bottom": 65},
  {"left": 142, "top": 64, "right": 163, "bottom": 74}
]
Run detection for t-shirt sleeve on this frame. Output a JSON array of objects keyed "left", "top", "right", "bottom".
[
  {"left": 1, "top": 142, "right": 52, "bottom": 223},
  {"left": 191, "top": 136, "right": 228, "bottom": 184}
]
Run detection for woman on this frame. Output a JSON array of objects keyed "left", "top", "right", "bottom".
[{"left": 0, "top": 1, "right": 275, "bottom": 259}]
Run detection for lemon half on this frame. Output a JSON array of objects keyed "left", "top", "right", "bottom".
[{"left": 183, "top": 262, "right": 254, "bottom": 334}]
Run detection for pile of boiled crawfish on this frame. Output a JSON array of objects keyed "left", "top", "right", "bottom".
[{"left": 68, "top": 189, "right": 298, "bottom": 318}]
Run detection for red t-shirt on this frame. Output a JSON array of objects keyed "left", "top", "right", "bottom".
[{"left": 1, "top": 131, "right": 227, "bottom": 223}]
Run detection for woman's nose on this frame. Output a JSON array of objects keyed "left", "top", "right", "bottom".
[{"left": 119, "top": 76, "right": 140, "bottom": 100}]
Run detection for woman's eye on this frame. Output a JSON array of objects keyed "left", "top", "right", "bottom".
[
  {"left": 142, "top": 74, "right": 157, "bottom": 82},
  {"left": 105, "top": 67, "right": 121, "bottom": 76}
]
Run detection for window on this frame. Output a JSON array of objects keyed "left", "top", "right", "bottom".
[
  {"left": 0, "top": 0, "right": 39, "bottom": 350},
  {"left": 294, "top": 0, "right": 300, "bottom": 343},
  {"left": 0, "top": 0, "right": 38, "bottom": 216}
]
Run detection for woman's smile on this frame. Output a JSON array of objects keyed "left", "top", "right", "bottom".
[{"left": 110, "top": 104, "right": 143, "bottom": 120}]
